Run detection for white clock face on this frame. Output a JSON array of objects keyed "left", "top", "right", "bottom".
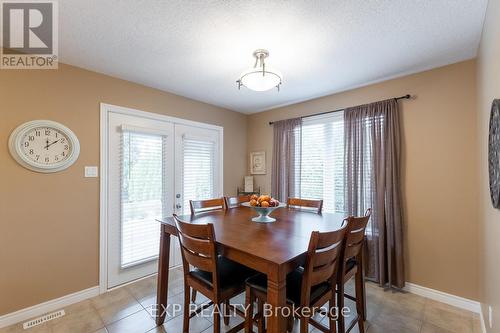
[
  {"left": 20, "top": 127, "right": 72, "bottom": 166},
  {"left": 9, "top": 120, "right": 80, "bottom": 173}
]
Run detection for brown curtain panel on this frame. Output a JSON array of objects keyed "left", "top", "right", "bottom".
[
  {"left": 344, "top": 98, "right": 405, "bottom": 289},
  {"left": 271, "top": 118, "right": 302, "bottom": 202}
]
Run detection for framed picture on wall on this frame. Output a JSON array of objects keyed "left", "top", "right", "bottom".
[{"left": 250, "top": 151, "right": 266, "bottom": 174}]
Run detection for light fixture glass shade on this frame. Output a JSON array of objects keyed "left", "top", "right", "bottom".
[{"left": 239, "top": 67, "right": 282, "bottom": 91}]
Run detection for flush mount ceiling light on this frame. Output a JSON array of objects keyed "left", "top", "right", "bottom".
[{"left": 237, "top": 49, "right": 282, "bottom": 92}]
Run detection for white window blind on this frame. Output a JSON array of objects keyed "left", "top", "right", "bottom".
[
  {"left": 182, "top": 138, "right": 216, "bottom": 214},
  {"left": 121, "top": 131, "right": 166, "bottom": 268},
  {"left": 300, "top": 112, "right": 345, "bottom": 214}
]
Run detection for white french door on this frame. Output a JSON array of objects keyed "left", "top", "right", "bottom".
[
  {"left": 104, "top": 106, "right": 222, "bottom": 289},
  {"left": 174, "top": 124, "right": 222, "bottom": 215}
]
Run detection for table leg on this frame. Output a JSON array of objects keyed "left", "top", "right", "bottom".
[
  {"left": 266, "top": 267, "right": 287, "bottom": 333},
  {"left": 156, "top": 225, "right": 171, "bottom": 325}
]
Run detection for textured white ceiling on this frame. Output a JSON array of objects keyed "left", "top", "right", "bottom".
[{"left": 59, "top": 0, "right": 487, "bottom": 113}]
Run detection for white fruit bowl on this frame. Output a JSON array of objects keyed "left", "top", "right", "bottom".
[{"left": 241, "top": 202, "right": 286, "bottom": 223}]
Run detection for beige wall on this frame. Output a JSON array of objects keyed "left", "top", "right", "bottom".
[
  {"left": 0, "top": 64, "right": 247, "bottom": 315},
  {"left": 247, "top": 60, "right": 479, "bottom": 300},
  {"left": 477, "top": 0, "right": 500, "bottom": 331}
]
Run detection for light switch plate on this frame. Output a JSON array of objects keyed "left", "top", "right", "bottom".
[{"left": 84, "top": 166, "right": 98, "bottom": 178}]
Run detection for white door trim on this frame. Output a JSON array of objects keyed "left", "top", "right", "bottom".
[{"left": 99, "top": 103, "right": 223, "bottom": 294}]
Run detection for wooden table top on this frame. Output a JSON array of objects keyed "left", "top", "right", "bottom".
[{"left": 158, "top": 206, "right": 346, "bottom": 266}]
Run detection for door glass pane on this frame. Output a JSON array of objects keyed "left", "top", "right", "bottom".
[
  {"left": 121, "top": 132, "right": 165, "bottom": 268},
  {"left": 182, "top": 138, "right": 215, "bottom": 214}
]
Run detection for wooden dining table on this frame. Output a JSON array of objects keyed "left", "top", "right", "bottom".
[{"left": 156, "top": 206, "right": 347, "bottom": 333}]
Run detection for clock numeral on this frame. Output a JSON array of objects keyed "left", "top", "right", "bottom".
[
  {"left": 35, "top": 155, "right": 40, "bottom": 161},
  {"left": 24, "top": 142, "right": 29, "bottom": 147},
  {"left": 28, "top": 136, "right": 34, "bottom": 141},
  {"left": 64, "top": 145, "right": 69, "bottom": 150},
  {"left": 45, "top": 130, "right": 51, "bottom": 135},
  {"left": 55, "top": 133, "right": 58, "bottom": 138},
  {"left": 61, "top": 138, "right": 65, "bottom": 143},
  {"left": 62, "top": 151, "right": 66, "bottom": 157},
  {"left": 29, "top": 149, "right": 34, "bottom": 155},
  {"left": 45, "top": 157, "right": 50, "bottom": 163},
  {"left": 35, "top": 131, "right": 41, "bottom": 137}
]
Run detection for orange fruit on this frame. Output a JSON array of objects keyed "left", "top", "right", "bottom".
[
  {"left": 249, "top": 199, "right": 258, "bottom": 207},
  {"left": 258, "top": 195, "right": 271, "bottom": 202},
  {"left": 250, "top": 194, "right": 259, "bottom": 201},
  {"left": 261, "top": 201, "right": 270, "bottom": 208}
]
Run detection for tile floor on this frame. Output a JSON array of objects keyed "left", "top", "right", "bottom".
[{"left": 1, "top": 267, "right": 482, "bottom": 333}]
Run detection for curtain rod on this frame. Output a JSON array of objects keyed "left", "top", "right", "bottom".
[{"left": 268, "top": 94, "right": 411, "bottom": 125}]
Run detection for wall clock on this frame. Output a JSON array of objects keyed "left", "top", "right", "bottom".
[
  {"left": 489, "top": 99, "right": 500, "bottom": 208},
  {"left": 8, "top": 120, "right": 80, "bottom": 173}
]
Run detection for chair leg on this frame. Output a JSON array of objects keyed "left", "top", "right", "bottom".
[
  {"left": 337, "top": 281, "right": 346, "bottom": 333},
  {"left": 300, "top": 316, "right": 309, "bottom": 333},
  {"left": 329, "top": 292, "right": 338, "bottom": 333},
  {"left": 223, "top": 300, "right": 230, "bottom": 325},
  {"left": 357, "top": 265, "right": 366, "bottom": 321},
  {"left": 192, "top": 289, "right": 197, "bottom": 303},
  {"left": 213, "top": 304, "right": 221, "bottom": 333},
  {"left": 245, "top": 285, "right": 254, "bottom": 333},
  {"left": 257, "top": 298, "right": 265, "bottom": 333},
  {"left": 286, "top": 315, "right": 294, "bottom": 332},
  {"left": 354, "top": 272, "right": 365, "bottom": 332},
  {"left": 183, "top": 285, "right": 191, "bottom": 333}
]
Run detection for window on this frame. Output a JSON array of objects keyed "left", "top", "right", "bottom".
[
  {"left": 182, "top": 138, "right": 216, "bottom": 214},
  {"left": 120, "top": 131, "right": 166, "bottom": 268},
  {"left": 299, "top": 112, "right": 345, "bottom": 213}
]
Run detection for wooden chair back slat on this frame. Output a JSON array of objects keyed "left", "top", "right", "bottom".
[
  {"left": 300, "top": 226, "right": 347, "bottom": 305},
  {"left": 224, "top": 195, "right": 251, "bottom": 209},
  {"left": 343, "top": 209, "right": 372, "bottom": 262},
  {"left": 181, "top": 247, "right": 214, "bottom": 272},
  {"left": 190, "top": 198, "right": 226, "bottom": 215},
  {"left": 173, "top": 215, "right": 217, "bottom": 275},
  {"left": 287, "top": 198, "right": 323, "bottom": 214}
]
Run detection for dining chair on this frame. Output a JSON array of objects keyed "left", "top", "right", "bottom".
[
  {"left": 173, "top": 214, "right": 256, "bottom": 333},
  {"left": 337, "top": 209, "right": 372, "bottom": 333},
  {"left": 190, "top": 198, "right": 226, "bottom": 215},
  {"left": 287, "top": 198, "right": 324, "bottom": 214},
  {"left": 244, "top": 225, "right": 348, "bottom": 333},
  {"left": 189, "top": 197, "right": 227, "bottom": 302},
  {"left": 224, "top": 195, "right": 252, "bottom": 209}
]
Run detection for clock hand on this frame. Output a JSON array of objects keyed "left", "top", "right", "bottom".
[
  {"left": 45, "top": 138, "right": 49, "bottom": 150},
  {"left": 46, "top": 139, "right": 60, "bottom": 149}
]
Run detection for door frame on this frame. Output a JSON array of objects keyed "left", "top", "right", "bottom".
[{"left": 99, "top": 103, "right": 224, "bottom": 293}]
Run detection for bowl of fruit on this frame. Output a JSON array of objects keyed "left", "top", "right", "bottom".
[{"left": 241, "top": 194, "right": 286, "bottom": 223}]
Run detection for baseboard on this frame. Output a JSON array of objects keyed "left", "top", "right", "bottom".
[
  {"left": 404, "top": 282, "right": 481, "bottom": 314},
  {"left": 0, "top": 286, "right": 99, "bottom": 329}
]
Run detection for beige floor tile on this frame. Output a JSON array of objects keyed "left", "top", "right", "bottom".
[
  {"left": 371, "top": 303, "right": 422, "bottom": 333},
  {"left": 143, "top": 291, "right": 186, "bottom": 322},
  {"left": 50, "top": 300, "right": 105, "bottom": 333},
  {"left": 367, "top": 322, "right": 417, "bottom": 333},
  {"left": 380, "top": 290, "right": 426, "bottom": 321},
  {"left": 423, "top": 300, "right": 473, "bottom": 333},
  {"left": 0, "top": 322, "right": 52, "bottom": 333},
  {"left": 163, "top": 313, "right": 212, "bottom": 333},
  {"left": 126, "top": 276, "right": 158, "bottom": 303},
  {"left": 472, "top": 313, "right": 482, "bottom": 333},
  {"left": 106, "top": 309, "right": 156, "bottom": 333},
  {"left": 91, "top": 287, "right": 143, "bottom": 325},
  {"left": 421, "top": 322, "right": 457, "bottom": 333},
  {"left": 3, "top": 276, "right": 480, "bottom": 333},
  {"left": 93, "top": 329, "right": 108, "bottom": 333}
]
